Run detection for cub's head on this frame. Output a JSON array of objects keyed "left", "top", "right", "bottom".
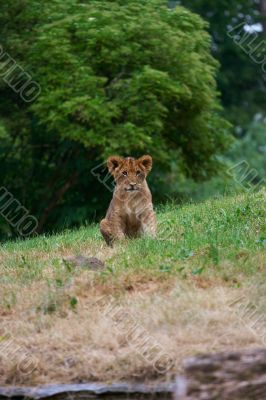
[{"left": 107, "top": 155, "right": 152, "bottom": 192}]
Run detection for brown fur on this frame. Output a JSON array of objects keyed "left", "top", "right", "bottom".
[{"left": 100, "top": 155, "right": 157, "bottom": 245}]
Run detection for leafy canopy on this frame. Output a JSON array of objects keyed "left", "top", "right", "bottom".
[
  {"left": 179, "top": 0, "right": 266, "bottom": 127},
  {"left": 0, "top": 0, "right": 231, "bottom": 234}
]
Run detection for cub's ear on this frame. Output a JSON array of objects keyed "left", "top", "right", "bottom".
[
  {"left": 137, "top": 155, "right": 153, "bottom": 174},
  {"left": 107, "top": 156, "right": 123, "bottom": 176}
]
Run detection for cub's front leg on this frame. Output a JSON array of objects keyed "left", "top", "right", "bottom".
[
  {"left": 100, "top": 212, "right": 126, "bottom": 246},
  {"left": 139, "top": 207, "right": 157, "bottom": 238}
]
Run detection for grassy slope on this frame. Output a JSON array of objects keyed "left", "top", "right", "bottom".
[{"left": 0, "top": 190, "right": 265, "bottom": 385}]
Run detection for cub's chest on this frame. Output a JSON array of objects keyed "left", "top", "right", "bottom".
[
  {"left": 123, "top": 194, "right": 144, "bottom": 217},
  {"left": 122, "top": 197, "right": 143, "bottom": 230}
]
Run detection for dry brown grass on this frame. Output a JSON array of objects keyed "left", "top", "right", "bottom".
[{"left": 0, "top": 276, "right": 264, "bottom": 386}]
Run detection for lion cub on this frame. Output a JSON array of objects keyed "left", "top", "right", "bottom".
[{"left": 100, "top": 155, "right": 157, "bottom": 245}]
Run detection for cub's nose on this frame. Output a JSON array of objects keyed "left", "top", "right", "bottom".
[{"left": 129, "top": 183, "right": 137, "bottom": 189}]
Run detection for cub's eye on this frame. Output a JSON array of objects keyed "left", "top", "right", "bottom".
[
  {"left": 136, "top": 170, "right": 141, "bottom": 176},
  {"left": 122, "top": 171, "right": 128, "bottom": 176}
]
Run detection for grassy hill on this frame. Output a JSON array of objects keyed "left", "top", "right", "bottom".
[{"left": 0, "top": 190, "right": 265, "bottom": 385}]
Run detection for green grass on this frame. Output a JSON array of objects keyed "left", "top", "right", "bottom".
[{"left": 1, "top": 189, "right": 265, "bottom": 291}]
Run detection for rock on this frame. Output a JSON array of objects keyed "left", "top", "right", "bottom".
[{"left": 63, "top": 256, "right": 105, "bottom": 270}]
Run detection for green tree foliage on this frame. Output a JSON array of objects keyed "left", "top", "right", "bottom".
[
  {"left": 0, "top": 0, "right": 231, "bottom": 236},
  {"left": 178, "top": 0, "right": 266, "bottom": 127},
  {"left": 228, "top": 118, "right": 266, "bottom": 182}
]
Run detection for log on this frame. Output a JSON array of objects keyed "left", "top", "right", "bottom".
[
  {"left": 0, "top": 382, "right": 174, "bottom": 399},
  {"left": 174, "top": 348, "right": 266, "bottom": 399}
]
